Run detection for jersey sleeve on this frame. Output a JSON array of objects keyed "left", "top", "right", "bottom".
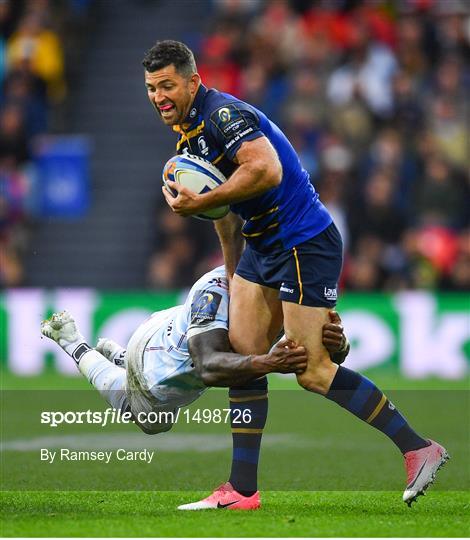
[
  {"left": 208, "top": 102, "right": 264, "bottom": 161},
  {"left": 186, "top": 281, "right": 229, "bottom": 340}
]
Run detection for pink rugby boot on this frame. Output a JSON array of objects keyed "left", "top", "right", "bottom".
[
  {"left": 178, "top": 482, "right": 260, "bottom": 510},
  {"left": 403, "top": 439, "right": 450, "bottom": 506}
]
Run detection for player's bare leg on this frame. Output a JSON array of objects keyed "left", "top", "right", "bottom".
[
  {"left": 179, "top": 304, "right": 350, "bottom": 511},
  {"left": 282, "top": 301, "right": 449, "bottom": 505},
  {"left": 189, "top": 275, "right": 282, "bottom": 510},
  {"left": 229, "top": 274, "right": 284, "bottom": 354},
  {"left": 282, "top": 303, "right": 337, "bottom": 393}
]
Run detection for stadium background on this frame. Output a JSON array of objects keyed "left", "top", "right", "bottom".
[
  {"left": 0, "top": 0, "right": 468, "bottom": 381},
  {"left": 1, "top": 1, "right": 469, "bottom": 537}
]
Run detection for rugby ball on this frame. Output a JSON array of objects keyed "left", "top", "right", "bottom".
[{"left": 162, "top": 154, "right": 229, "bottom": 220}]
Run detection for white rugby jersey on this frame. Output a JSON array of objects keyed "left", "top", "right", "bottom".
[{"left": 135, "top": 266, "right": 229, "bottom": 404}]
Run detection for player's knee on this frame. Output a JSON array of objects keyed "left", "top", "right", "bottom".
[
  {"left": 296, "top": 374, "right": 328, "bottom": 394},
  {"left": 296, "top": 362, "right": 337, "bottom": 395}
]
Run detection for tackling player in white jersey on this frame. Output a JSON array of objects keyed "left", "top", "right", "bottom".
[{"left": 41, "top": 266, "right": 347, "bottom": 435}]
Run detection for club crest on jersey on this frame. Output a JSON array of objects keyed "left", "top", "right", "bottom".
[
  {"left": 189, "top": 107, "right": 197, "bottom": 118},
  {"left": 218, "top": 107, "right": 231, "bottom": 122},
  {"left": 198, "top": 135, "right": 209, "bottom": 156}
]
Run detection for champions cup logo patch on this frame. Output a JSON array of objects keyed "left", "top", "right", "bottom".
[
  {"left": 190, "top": 290, "right": 222, "bottom": 325},
  {"left": 198, "top": 293, "right": 213, "bottom": 308},
  {"left": 218, "top": 107, "right": 231, "bottom": 122}
]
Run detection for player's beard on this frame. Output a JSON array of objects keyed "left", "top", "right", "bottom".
[{"left": 152, "top": 90, "right": 193, "bottom": 126}]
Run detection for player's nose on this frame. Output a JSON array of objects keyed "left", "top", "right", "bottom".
[
  {"left": 156, "top": 97, "right": 170, "bottom": 109},
  {"left": 151, "top": 89, "right": 164, "bottom": 104}
]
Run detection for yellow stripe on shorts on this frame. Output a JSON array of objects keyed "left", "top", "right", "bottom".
[{"left": 293, "top": 247, "right": 303, "bottom": 304}]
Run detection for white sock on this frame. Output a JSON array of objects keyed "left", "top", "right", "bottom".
[
  {"left": 78, "top": 349, "right": 128, "bottom": 411},
  {"left": 112, "top": 349, "right": 127, "bottom": 367},
  {"left": 66, "top": 341, "right": 91, "bottom": 363}
]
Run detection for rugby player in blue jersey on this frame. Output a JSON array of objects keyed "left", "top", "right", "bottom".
[{"left": 143, "top": 40, "right": 448, "bottom": 508}]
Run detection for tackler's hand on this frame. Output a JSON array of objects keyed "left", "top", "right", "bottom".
[
  {"left": 322, "top": 311, "right": 350, "bottom": 365},
  {"left": 263, "top": 338, "right": 308, "bottom": 375}
]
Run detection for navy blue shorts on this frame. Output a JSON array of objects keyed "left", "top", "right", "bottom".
[{"left": 235, "top": 223, "right": 343, "bottom": 308}]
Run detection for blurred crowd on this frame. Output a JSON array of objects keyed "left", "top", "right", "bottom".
[
  {"left": 149, "top": 0, "right": 470, "bottom": 292},
  {"left": 0, "top": 0, "right": 91, "bottom": 287},
  {"left": 1, "top": 0, "right": 468, "bottom": 293}
]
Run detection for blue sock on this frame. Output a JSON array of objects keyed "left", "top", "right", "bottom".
[
  {"left": 326, "top": 366, "right": 428, "bottom": 454},
  {"left": 228, "top": 376, "right": 268, "bottom": 496}
]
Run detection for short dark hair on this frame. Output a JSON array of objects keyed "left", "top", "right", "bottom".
[{"left": 142, "top": 40, "right": 197, "bottom": 77}]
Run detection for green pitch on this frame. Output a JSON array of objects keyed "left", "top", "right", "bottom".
[
  {"left": 1, "top": 372, "right": 469, "bottom": 537},
  {"left": 1, "top": 490, "right": 469, "bottom": 537}
]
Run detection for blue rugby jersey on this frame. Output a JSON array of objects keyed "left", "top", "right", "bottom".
[{"left": 173, "top": 84, "right": 332, "bottom": 253}]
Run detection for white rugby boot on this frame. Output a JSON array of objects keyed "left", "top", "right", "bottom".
[
  {"left": 96, "top": 338, "right": 126, "bottom": 367},
  {"left": 41, "top": 311, "right": 89, "bottom": 361}
]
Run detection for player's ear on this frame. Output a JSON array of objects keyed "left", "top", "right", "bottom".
[{"left": 189, "top": 73, "right": 201, "bottom": 95}]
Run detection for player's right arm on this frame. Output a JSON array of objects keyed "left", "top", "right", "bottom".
[{"left": 188, "top": 329, "right": 307, "bottom": 387}]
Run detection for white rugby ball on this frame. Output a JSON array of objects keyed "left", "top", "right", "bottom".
[{"left": 162, "top": 154, "right": 229, "bottom": 220}]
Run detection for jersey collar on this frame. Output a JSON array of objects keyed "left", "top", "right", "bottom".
[{"left": 173, "top": 84, "right": 207, "bottom": 133}]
